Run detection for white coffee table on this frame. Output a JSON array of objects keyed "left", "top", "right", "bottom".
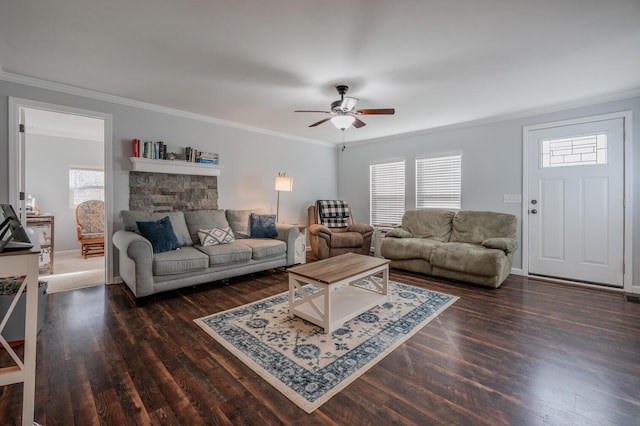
[{"left": 287, "top": 253, "right": 390, "bottom": 334}]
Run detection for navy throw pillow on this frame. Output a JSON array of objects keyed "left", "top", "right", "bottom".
[
  {"left": 136, "top": 216, "right": 181, "bottom": 254},
  {"left": 250, "top": 213, "right": 278, "bottom": 238}
]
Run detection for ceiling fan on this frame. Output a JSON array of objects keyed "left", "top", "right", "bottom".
[{"left": 295, "top": 85, "right": 395, "bottom": 130}]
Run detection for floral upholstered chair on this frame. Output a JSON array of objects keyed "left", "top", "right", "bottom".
[
  {"left": 75, "top": 199, "right": 105, "bottom": 258},
  {"left": 307, "top": 200, "right": 374, "bottom": 260}
]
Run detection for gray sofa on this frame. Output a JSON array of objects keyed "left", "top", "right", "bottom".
[
  {"left": 380, "top": 209, "right": 517, "bottom": 288},
  {"left": 113, "top": 209, "right": 299, "bottom": 299}
]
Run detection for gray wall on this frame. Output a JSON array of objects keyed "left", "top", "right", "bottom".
[
  {"left": 0, "top": 79, "right": 338, "bottom": 279},
  {"left": 25, "top": 133, "right": 104, "bottom": 252},
  {"left": 338, "top": 96, "right": 640, "bottom": 281},
  {"left": 2, "top": 77, "right": 637, "bottom": 290}
]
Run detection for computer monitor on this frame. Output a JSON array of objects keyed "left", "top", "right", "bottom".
[{"left": 0, "top": 204, "right": 34, "bottom": 252}]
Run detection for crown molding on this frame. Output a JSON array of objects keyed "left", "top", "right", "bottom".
[{"left": 0, "top": 70, "right": 334, "bottom": 148}]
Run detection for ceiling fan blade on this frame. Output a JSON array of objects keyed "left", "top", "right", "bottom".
[
  {"left": 309, "top": 117, "right": 332, "bottom": 127},
  {"left": 356, "top": 108, "right": 395, "bottom": 115},
  {"left": 294, "top": 110, "right": 331, "bottom": 114},
  {"left": 353, "top": 117, "right": 366, "bottom": 128}
]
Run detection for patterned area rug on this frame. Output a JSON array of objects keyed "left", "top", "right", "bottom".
[{"left": 194, "top": 280, "right": 458, "bottom": 413}]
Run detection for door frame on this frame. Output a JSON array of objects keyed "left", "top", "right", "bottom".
[
  {"left": 522, "top": 111, "right": 634, "bottom": 293},
  {"left": 8, "top": 97, "right": 114, "bottom": 284}
]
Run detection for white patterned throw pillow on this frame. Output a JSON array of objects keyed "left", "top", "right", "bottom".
[{"left": 198, "top": 227, "right": 235, "bottom": 246}]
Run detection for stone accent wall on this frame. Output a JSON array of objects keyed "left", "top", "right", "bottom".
[{"left": 129, "top": 172, "right": 218, "bottom": 212}]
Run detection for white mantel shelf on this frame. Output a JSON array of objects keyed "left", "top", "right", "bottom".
[{"left": 129, "top": 157, "right": 222, "bottom": 176}]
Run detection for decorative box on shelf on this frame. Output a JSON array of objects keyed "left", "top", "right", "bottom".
[{"left": 129, "top": 157, "right": 222, "bottom": 176}]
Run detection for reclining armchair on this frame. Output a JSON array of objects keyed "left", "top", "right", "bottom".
[{"left": 307, "top": 200, "right": 374, "bottom": 260}]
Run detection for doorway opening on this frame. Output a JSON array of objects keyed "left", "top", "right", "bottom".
[{"left": 8, "top": 98, "right": 114, "bottom": 289}]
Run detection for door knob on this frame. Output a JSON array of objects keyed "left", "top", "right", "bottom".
[
  {"left": 531, "top": 200, "right": 537, "bottom": 204},
  {"left": 531, "top": 209, "right": 538, "bottom": 214}
]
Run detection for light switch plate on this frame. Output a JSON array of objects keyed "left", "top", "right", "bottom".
[{"left": 503, "top": 194, "right": 522, "bottom": 203}]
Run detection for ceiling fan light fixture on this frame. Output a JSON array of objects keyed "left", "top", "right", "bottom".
[
  {"left": 331, "top": 115, "right": 355, "bottom": 130},
  {"left": 340, "top": 97, "right": 358, "bottom": 111}
]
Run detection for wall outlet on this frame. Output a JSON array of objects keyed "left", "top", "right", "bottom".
[{"left": 503, "top": 194, "right": 522, "bottom": 203}]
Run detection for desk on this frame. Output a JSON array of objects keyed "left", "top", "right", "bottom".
[
  {"left": 26, "top": 215, "right": 54, "bottom": 274},
  {"left": 0, "top": 249, "right": 39, "bottom": 426}
]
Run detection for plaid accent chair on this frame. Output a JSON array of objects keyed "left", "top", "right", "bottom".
[{"left": 307, "top": 200, "right": 374, "bottom": 260}]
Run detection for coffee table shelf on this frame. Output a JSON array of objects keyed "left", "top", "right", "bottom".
[{"left": 287, "top": 253, "right": 390, "bottom": 334}]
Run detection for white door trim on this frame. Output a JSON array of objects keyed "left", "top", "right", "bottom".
[
  {"left": 522, "top": 111, "right": 634, "bottom": 294},
  {"left": 8, "top": 97, "right": 115, "bottom": 285}
]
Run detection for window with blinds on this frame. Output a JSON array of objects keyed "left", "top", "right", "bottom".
[
  {"left": 416, "top": 153, "right": 461, "bottom": 209},
  {"left": 69, "top": 166, "right": 105, "bottom": 208},
  {"left": 370, "top": 160, "right": 405, "bottom": 225}
]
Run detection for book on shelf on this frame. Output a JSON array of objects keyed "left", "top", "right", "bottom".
[
  {"left": 139, "top": 141, "right": 168, "bottom": 160},
  {"left": 197, "top": 158, "right": 218, "bottom": 164},
  {"left": 132, "top": 139, "right": 140, "bottom": 157},
  {"left": 196, "top": 151, "right": 219, "bottom": 164},
  {"left": 196, "top": 151, "right": 219, "bottom": 159},
  {"left": 158, "top": 142, "right": 166, "bottom": 160}
]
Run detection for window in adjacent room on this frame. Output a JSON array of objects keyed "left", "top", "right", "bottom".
[
  {"left": 416, "top": 153, "right": 461, "bottom": 209},
  {"left": 69, "top": 166, "right": 104, "bottom": 208},
  {"left": 370, "top": 160, "right": 405, "bottom": 225}
]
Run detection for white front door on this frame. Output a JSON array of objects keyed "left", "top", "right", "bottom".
[{"left": 527, "top": 118, "right": 624, "bottom": 287}]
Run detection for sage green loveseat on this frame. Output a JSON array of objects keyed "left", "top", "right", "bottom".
[{"left": 380, "top": 209, "right": 517, "bottom": 288}]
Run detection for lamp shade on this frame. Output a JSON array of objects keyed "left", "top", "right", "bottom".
[
  {"left": 275, "top": 175, "right": 293, "bottom": 192},
  {"left": 331, "top": 115, "right": 355, "bottom": 130}
]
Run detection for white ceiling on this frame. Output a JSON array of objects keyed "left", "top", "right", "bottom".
[{"left": 1, "top": 0, "right": 639, "bottom": 145}]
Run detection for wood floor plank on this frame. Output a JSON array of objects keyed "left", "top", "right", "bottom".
[{"left": 1, "top": 257, "right": 640, "bottom": 425}]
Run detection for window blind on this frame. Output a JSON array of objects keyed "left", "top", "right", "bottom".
[
  {"left": 370, "top": 160, "right": 405, "bottom": 225},
  {"left": 69, "top": 167, "right": 105, "bottom": 207},
  {"left": 416, "top": 154, "right": 461, "bottom": 209}
]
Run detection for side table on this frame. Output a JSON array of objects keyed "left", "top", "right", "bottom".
[
  {"left": 26, "top": 214, "right": 54, "bottom": 274},
  {"left": 372, "top": 224, "right": 395, "bottom": 258},
  {"left": 294, "top": 226, "right": 307, "bottom": 264}
]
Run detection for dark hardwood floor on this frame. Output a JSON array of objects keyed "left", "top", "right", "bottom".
[{"left": 2, "top": 256, "right": 640, "bottom": 425}]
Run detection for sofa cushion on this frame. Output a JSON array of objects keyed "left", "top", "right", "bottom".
[
  {"left": 184, "top": 210, "right": 229, "bottom": 244},
  {"left": 401, "top": 209, "right": 456, "bottom": 241},
  {"left": 431, "top": 242, "right": 507, "bottom": 277},
  {"left": 120, "top": 210, "right": 193, "bottom": 246},
  {"left": 136, "top": 217, "right": 181, "bottom": 254},
  {"left": 152, "top": 247, "right": 209, "bottom": 276},
  {"left": 196, "top": 241, "right": 252, "bottom": 266},
  {"left": 238, "top": 238, "right": 286, "bottom": 260},
  {"left": 250, "top": 213, "right": 277, "bottom": 238},
  {"left": 450, "top": 211, "right": 517, "bottom": 244},
  {"left": 198, "top": 227, "right": 235, "bottom": 246},
  {"left": 226, "top": 209, "right": 264, "bottom": 239},
  {"left": 380, "top": 237, "right": 442, "bottom": 261}
]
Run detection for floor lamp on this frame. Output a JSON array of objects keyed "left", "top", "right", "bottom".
[{"left": 275, "top": 172, "right": 293, "bottom": 223}]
